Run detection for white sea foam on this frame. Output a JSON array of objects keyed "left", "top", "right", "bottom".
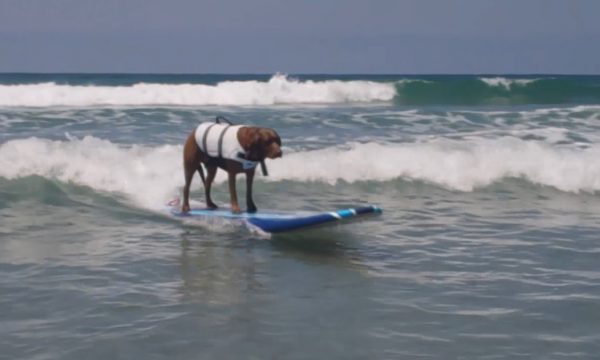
[
  {"left": 2, "top": 136, "right": 600, "bottom": 210},
  {"left": 397, "top": 79, "right": 433, "bottom": 85},
  {"left": 479, "top": 77, "right": 539, "bottom": 89},
  {"left": 272, "top": 139, "right": 600, "bottom": 192},
  {"left": 0, "top": 74, "right": 396, "bottom": 107},
  {"left": 0, "top": 136, "right": 183, "bottom": 208}
]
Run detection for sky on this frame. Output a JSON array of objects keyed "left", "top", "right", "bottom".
[{"left": 0, "top": 0, "right": 599, "bottom": 74}]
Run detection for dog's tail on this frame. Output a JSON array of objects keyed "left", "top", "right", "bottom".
[{"left": 197, "top": 164, "right": 206, "bottom": 186}]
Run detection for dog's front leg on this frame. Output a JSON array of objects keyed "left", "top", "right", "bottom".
[
  {"left": 228, "top": 172, "right": 241, "bottom": 213},
  {"left": 204, "top": 165, "right": 218, "bottom": 209},
  {"left": 245, "top": 169, "right": 257, "bottom": 213}
]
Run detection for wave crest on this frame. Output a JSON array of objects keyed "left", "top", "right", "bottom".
[
  {"left": 396, "top": 76, "right": 600, "bottom": 105},
  {"left": 2, "top": 136, "right": 600, "bottom": 210},
  {"left": 0, "top": 74, "right": 396, "bottom": 107},
  {"left": 272, "top": 140, "right": 600, "bottom": 192},
  {"left": 479, "top": 77, "right": 539, "bottom": 89}
]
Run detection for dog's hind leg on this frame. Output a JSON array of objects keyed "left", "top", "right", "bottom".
[
  {"left": 182, "top": 133, "right": 200, "bottom": 213},
  {"left": 182, "top": 160, "right": 196, "bottom": 213}
]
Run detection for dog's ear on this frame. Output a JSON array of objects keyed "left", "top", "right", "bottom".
[{"left": 244, "top": 131, "right": 264, "bottom": 161}]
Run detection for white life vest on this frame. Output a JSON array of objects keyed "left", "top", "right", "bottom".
[{"left": 194, "top": 122, "right": 258, "bottom": 169}]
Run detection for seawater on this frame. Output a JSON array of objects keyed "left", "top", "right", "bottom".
[{"left": 1, "top": 74, "right": 600, "bottom": 359}]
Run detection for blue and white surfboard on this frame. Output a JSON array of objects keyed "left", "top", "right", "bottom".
[{"left": 168, "top": 204, "right": 382, "bottom": 233}]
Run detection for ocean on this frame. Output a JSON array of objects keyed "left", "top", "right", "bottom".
[{"left": 1, "top": 73, "right": 600, "bottom": 359}]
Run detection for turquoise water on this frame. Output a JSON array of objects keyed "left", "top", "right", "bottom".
[{"left": 2, "top": 74, "right": 600, "bottom": 359}]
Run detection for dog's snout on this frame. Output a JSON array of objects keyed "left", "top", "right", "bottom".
[{"left": 268, "top": 144, "right": 282, "bottom": 159}]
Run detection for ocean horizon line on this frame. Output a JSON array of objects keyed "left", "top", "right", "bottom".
[{"left": 1, "top": 71, "right": 600, "bottom": 77}]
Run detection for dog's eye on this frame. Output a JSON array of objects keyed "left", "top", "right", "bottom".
[{"left": 268, "top": 137, "right": 280, "bottom": 145}]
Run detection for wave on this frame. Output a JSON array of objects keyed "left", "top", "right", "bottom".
[
  {"left": 396, "top": 76, "right": 600, "bottom": 105},
  {"left": 1, "top": 75, "right": 598, "bottom": 107},
  {"left": 0, "top": 74, "right": 396, "bottom": 107},
  {"left": 271, "top": 139, "right": 600, "bottom": 193},
  {"left": 2, "top": 136, "right": 600, "bottom": 210},
  {"left": 0, "top": 136, "right": 181, "bottom": 208},
  {"left": 478, "top": 77, "right": 539, "bottom": 89}
]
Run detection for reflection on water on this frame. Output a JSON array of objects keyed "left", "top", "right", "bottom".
[{"left": 175, "top": 226, "right": 370, "bottom": 308}]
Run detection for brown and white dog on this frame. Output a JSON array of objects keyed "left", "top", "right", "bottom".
[{"left": 182, "top": 120, "right": 282, "bottom": 214}]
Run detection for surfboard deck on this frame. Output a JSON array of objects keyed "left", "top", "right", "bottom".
[{"left": 167, "top": 203, "right": 382, "bottom": 233}]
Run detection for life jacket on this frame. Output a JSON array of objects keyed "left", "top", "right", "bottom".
[{"left": 194, "top": 122, "right": 258, "bottom": 169}]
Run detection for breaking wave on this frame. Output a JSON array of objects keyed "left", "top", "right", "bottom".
[
  {"left": 2, "top": 136, "right": 599, "bottom": 210},
  {"left": 396, "top": 76, "right": 600, "bottom": 105},
  {"left": 0, "top": 74, "right": 396, "bottom": 107},
  {"left": 1, "top": 74, "right": 599, "bottom": 107}
]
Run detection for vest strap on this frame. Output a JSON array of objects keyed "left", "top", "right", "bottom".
[
  {"left": 217, "top": 125, "right": 232, "bottom": 159},
  {"left": 201, "top": 123, "right": 217, "bottom": 153}
]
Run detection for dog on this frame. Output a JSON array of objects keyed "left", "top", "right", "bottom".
[{"left": 182, "top": 118, "right": 282, "bottom": 214}]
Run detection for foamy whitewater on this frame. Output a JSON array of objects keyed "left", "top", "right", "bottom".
[{"left": 3, "top": 74, "right": 600, "bottom": 360}]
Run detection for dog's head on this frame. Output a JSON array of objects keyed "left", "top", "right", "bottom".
[{"left": 240, "top": 127, "right": 282, "bottom": 161}]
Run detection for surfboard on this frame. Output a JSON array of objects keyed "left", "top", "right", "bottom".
[{"left": 167, "top": 202, "right": 382, "bottom": 233}]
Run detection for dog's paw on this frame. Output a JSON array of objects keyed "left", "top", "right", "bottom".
[
  {"left": 207, "top": 201, "right": 218, "bottom": 210},
  {"left": 231, "top": 205, "right": 242, "bottom": 214},
  {"left": 247, "top": 205, "right": 257, "bottom": 213},
  {"left": 181, "top": 204, "right": 190, "bottom": 213}
]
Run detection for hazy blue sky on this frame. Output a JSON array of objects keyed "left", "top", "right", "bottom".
[{"left": 1, "top": 0, "right": 599, "bottom": 73}]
